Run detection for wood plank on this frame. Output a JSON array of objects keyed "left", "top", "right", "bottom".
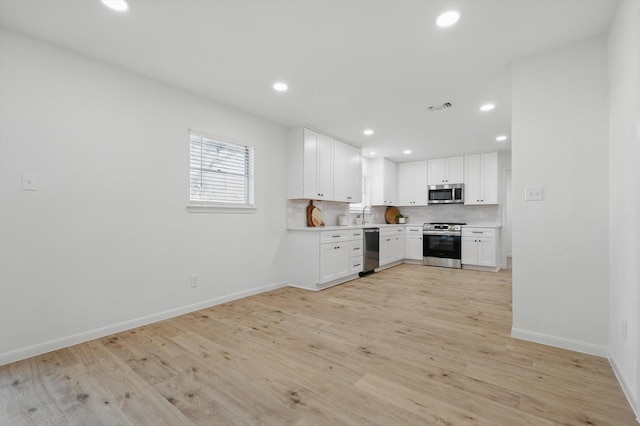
[{"left": 0, "top": 264, "right": 636, "bottom": 425}]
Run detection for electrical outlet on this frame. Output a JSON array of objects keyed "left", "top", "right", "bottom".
[
  {"left": 190, "top": 275, "right": 198, "bottom": 288},
  {"left": 525, "top": 186, "right": 543, "bottom": 201},
  {"left": 621, "top": 319, "right": 627, "bottom": 341},
  {"left": 22, "top": 173, "right": 38, "bottom": 191}
]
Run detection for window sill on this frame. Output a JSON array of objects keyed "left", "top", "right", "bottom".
[{"left": 187, "top": 204, "right": 257, "bottom": 214}]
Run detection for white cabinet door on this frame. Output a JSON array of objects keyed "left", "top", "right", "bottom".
[
  {"left": 464, "top": 152, "right": 498, "bottom": 205},
  {"left": 481, "top": 152, "right": 498, "bottom": 204},
  {"left": 346, "top": 144, "right": 362, "bottom": 203},
  {"left": 464, "top": 154, "right": 482, "bottom": 205},
  {"left": 461, "top": 237, "right": 480, "bottom": 265},
  {"left": 320, "top": 243, "right": 337, "bottom": 283},
  {"left": 461, "top": 227, "right": 498, "bottom": 268},
  {"left": 397, "top": 161, "right": 428, "bottom": 206},
  {"left": 447, "top": 156, "right": 464, "bottom": 184},
  {"left": 413, "top": 160, "right": 429, "bottom": 205},
  {"left": 302, "top": 128, "right": 320, "bottom": 199},
  {"left": 334, "top": 244, "right": 350, "bottom": 277},
  {"left": 405, "top": 227, "right": 423, "bottom": 260},
  {"left": 405, "top": 235, "right": 423, "bottom": 260},
  {"left": 478, "top": 238, "right": 497, "bottom": 267},
  {"left": 397, "top": 162, "right": 414, "bottom": 206},
  {"left": 317, "top": 133, "right": 334, "bottom": 200},
  {"left": 332, "top": 141, "right": 349, "bottom": 202},
  {"left": 379, "top": 235, "right": 393, "bottom": 265},
  {"left": 371, "top": 158, "right": 398, "bottom": 206},
  {"left": 320, "top": 242, "right": 349, "bottom": 283},
  {"left": 394, "top": 233, "right": 405, "bottom": 261},
  {"left": 428, "top": 156, "right": 463, "bottom": 185},
  {"left": 301, "top": 128, "right": 333, "bottom": 200},
  {"left": 380, "top": 228, "right": 403, "bottom": 264},
  {"left": 383, "top": 159, "right": 397, "bottom": 205},
  {"left": 428, "top": 158, "right": 447, "bottom": 185},
  {"left": 290, "top": 127, "right": 360, "bottom": 203}
]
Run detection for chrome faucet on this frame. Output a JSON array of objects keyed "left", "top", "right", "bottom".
[{"left": 361, "top": 206, "right": 372, "bottom": 225}]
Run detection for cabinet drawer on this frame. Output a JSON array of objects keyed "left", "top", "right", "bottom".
[
  {"left": 405, "top": 226, "right": 422, "bottom": 234},
  {"left": 320, "top": 230, "right": 350, "bottom": 243},
  {"left": 381, "top": 227, "right": 402, "bottom": 236},
  {"left": 349, "top": 256, "right": 363, "bottom": 274},
  {"left": 349, "top": 239, "right": 363, "bottom": 256},
  {"left": 349, "top": 229, "right": 364, "bottom": 240},
  {"left": 462, "top": 228, "right": 496, "bottom": 238}
]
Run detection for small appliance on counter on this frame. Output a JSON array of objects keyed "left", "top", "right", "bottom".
[{"left": 423, "top": 222, "right": 466, "bottom": 268}]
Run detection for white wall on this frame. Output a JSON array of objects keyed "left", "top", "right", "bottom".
[
  {"left": 0, "top": 29, "right": 289, "bottom": 364},
  {"left": 511, "top": 37, "right": 610, "bottom": 355},
  {"left": 608, "top": 0, "right": 640, "bottom": 416}
]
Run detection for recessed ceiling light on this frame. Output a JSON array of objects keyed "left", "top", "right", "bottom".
[
  {"left": 403, "top": 150, "right": 412, "bottom": 154},
  {"left": 496, "top": 135, "right": 508, "bottom": 142},
  {"left": 101, "top": 0, "right": 129, "bottom": 12},
  {"left": 436, "top": 10, "right": 460, "bottom": 27},
  {"left": 363, "top": 129, "right": 374, "bottom": 136},
  {"left": 480, "top": 103, "right": 495, "bottom": 112},
  {"left": 273, "top": 82, "right": 288, "bottom": 92},
  {"left": 369, "top": 151, "right": 376, "bottom": 155}
]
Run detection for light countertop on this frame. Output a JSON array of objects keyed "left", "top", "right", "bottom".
[
  {"left": 288, "top": 223, "right": 502, "bottom": 231},
  {"left": 288, "top": 223, "right": 410, "bottom": 231}
]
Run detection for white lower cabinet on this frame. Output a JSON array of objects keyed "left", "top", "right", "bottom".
[
  {"left": 380, "top": 226, "right": 404, "bottom": 266},
  {"left": 320, "top": 242, "right": 349, "bottom": 283},
  {"left": 288, "top": 228, "right": 363, "bottom": 290},
  {"left": 461, "top": 227, "right": 500, "bottom": 270},
  {"left": 404, "top": 226, "right": 423, "bottom": 261},
  {"left": 348, "top": 229, "right": 364, "bottom": 274}
]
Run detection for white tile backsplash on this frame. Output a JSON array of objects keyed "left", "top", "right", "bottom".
[
  {"left": 287, "top": 200, "right": 353, "bottom": 227},
  {"left": 287, "top": 201, "right": 502, "bottom": 228}
]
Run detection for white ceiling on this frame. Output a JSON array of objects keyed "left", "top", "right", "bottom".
[{"left": 0, "top": 0, "right": 618, "bottom": 162}]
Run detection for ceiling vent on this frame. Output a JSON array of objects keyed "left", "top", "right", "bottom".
[{"left": 427, "top": 102, "right": 453, "bottom": 112}]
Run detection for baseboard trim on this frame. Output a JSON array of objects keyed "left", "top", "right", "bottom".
[
  {"left": 511, "top": 327, "right": 608, "bottom": 357},
  {"left": 610, "top": 357, "right": 640, "bottom": 423},
  {"left": 0, "top": 280, "right": 287, "bottom": 367}
]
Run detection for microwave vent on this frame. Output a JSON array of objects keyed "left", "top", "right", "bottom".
[{"left": 427, "top": 102, "right": 453, "bottom": 112}]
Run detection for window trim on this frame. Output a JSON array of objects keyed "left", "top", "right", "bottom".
[{"left": 187, "top": 129, "right": 256, "bottom": 213}]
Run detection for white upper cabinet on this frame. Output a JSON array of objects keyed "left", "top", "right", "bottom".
[
  {"left": 427, "top": 156, "right": 464, "bottom": 185},
  {"left": 287, "top": 127, "right": 333, "bottom": 200},
  {"left": 346, "top": 144, "right": 363, "bottom": 203},
  {"left": 288, "top": 127, "right": 362, "bottom": 202},
  {"left": 333, "top": 140, "right": 362, "bottom": 203},
  {"left": 370, "top": 158, "right": 397, "bottom": 206},
  {"left": 397, "top": 160, "right": 429, "bottom": 206},
  {"left": 464, "top": 152, "right": 498, "bottom": 205}
]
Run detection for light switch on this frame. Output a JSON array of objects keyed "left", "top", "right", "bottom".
[
  {"left": 22, "top": 173, "right": 38, "bottom": 191},
  {"left": 525, "top": 186, "right": 543, "bottom": 201}
]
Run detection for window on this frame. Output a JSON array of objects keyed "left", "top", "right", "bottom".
[
  {"left": 349, "top": 175, "right": 371, "bottom": 213},
  {"left": 188, "top": 131, "right": 255, "bottom": 212}
]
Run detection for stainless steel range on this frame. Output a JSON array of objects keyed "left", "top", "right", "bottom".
[{"left": 423, "top": 222, "right": 466, "bottom": 268}]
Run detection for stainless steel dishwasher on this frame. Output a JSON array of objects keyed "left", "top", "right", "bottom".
[{"left": 361, "top": 228, "right": 380, "bottom": 275}]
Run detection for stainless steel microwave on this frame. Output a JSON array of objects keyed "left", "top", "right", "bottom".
[{"left": 428, "top": 184, "right": 464, "bottom": 204}]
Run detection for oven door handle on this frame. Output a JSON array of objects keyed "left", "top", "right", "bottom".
[{"left": 423, "top": 231, "right": 460, "bottom": 236}]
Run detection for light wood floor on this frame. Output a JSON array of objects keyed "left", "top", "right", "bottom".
[{"left": 1, "top": 264, "right": 636, "bottom": 425}]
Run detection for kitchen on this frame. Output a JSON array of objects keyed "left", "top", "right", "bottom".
[
  {"left": 0, "top": 0, "right": 638, "bottom": 422},
  {"left": 286, "top": 126, "right": 510, "bottom": 291}
]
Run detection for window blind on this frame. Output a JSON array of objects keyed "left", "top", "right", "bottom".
[{"left": 189, "top": 132, "right": 255, "bottom": 209}]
